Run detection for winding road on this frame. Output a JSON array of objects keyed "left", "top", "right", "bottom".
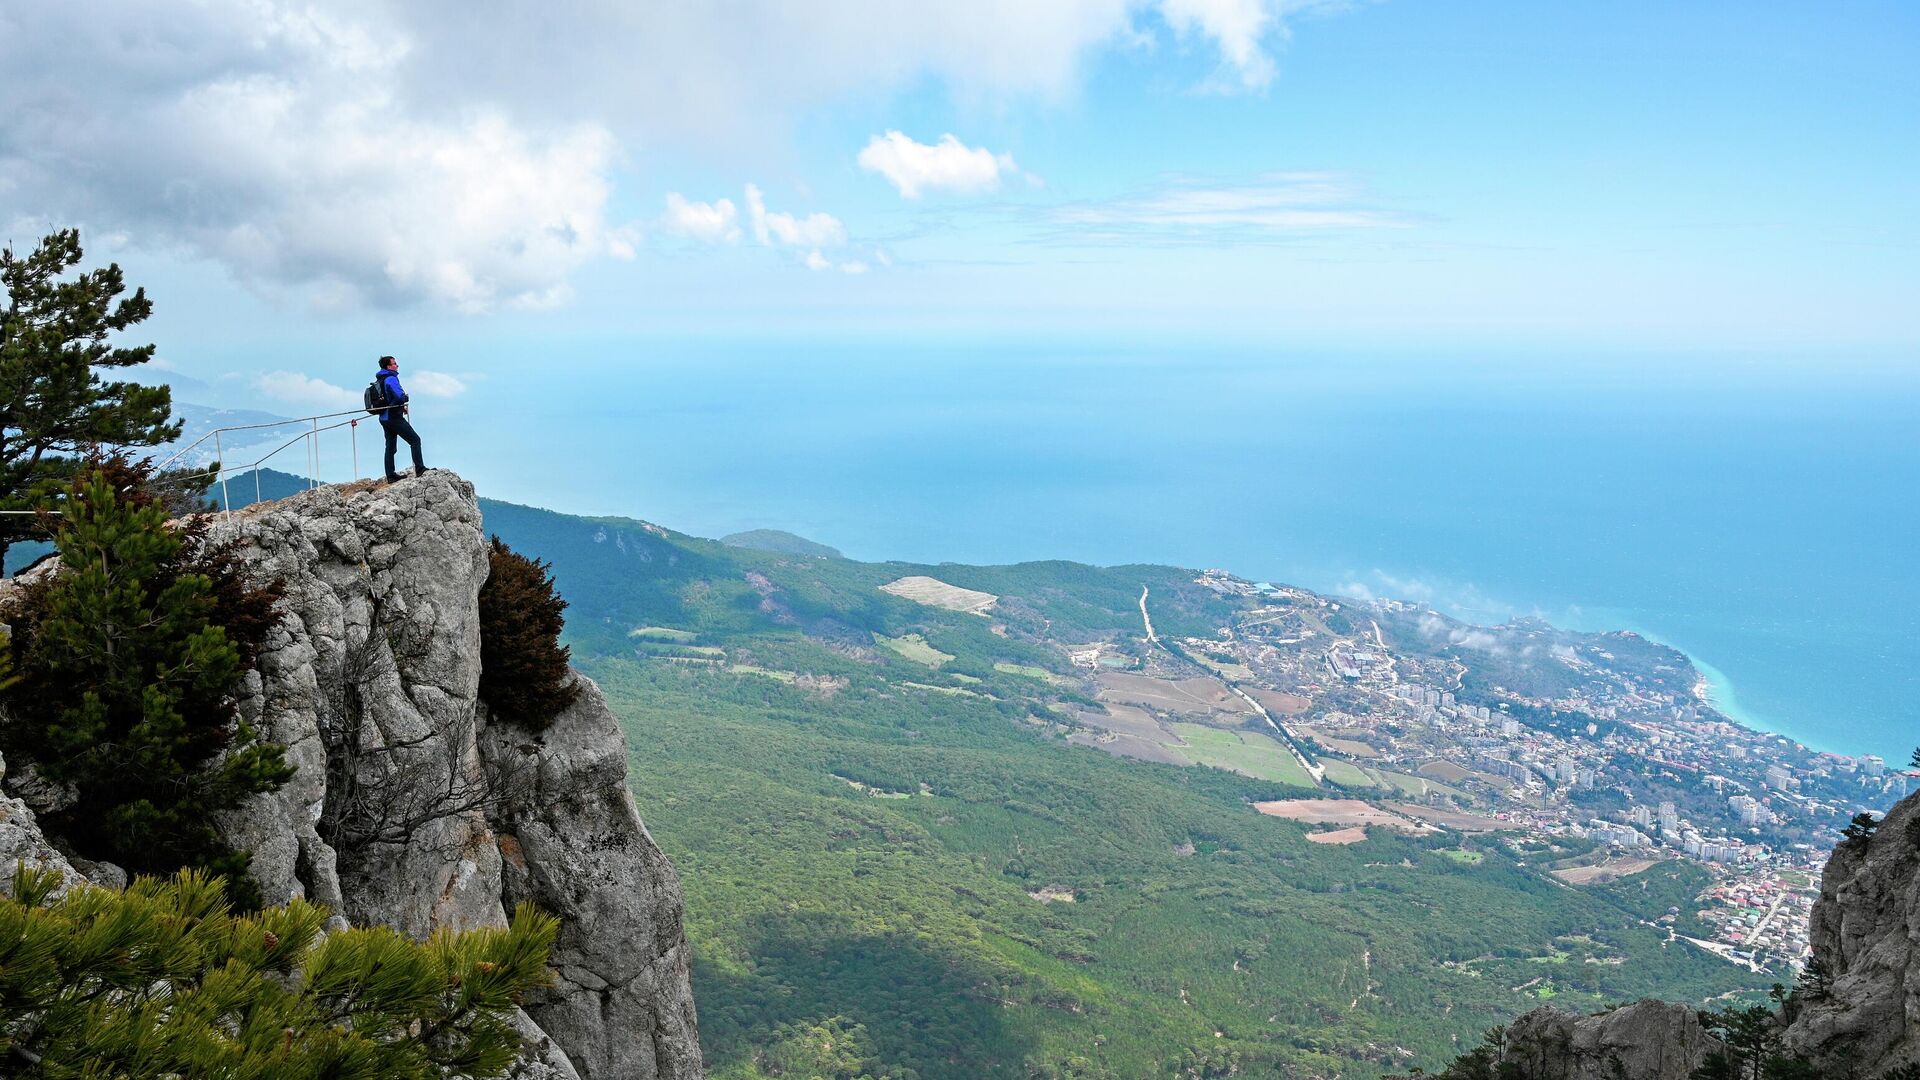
[{"left": 1139, "top": 586, "right": 1325, "bottom": 785}]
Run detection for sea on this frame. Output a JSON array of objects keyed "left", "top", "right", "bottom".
[{"left": 372, "top": 348, "right": 1920, "bottom": 763}]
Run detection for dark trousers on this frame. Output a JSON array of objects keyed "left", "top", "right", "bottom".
[{"left": 382, "top": 416, "right": 425, "bottom": 478}]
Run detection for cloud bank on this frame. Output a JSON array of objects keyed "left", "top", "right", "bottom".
[{"left": 0, "top": 1, "right": 1351, "bottom": 311}]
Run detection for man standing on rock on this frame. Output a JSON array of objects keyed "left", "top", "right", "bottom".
[{"left": 373, "top": 355, "right": 427, "bottom": 482}]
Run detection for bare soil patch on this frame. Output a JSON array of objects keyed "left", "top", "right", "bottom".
[
  {"left": 1068, "top": 731, "right": 1193, "bottom": 766},
  {"left": 1383, "top": 802, "right": 1511, "bottom": 833},
  {"left": 1252, "top": 799, "right": 1419, "bottom": 830},
  {"left": 880, "top": 575, "right": 997, "bottom": 615},
  {"left": 1553, "top": 857, "right": 1663, "bottom": 885},
  {"left": 1096, "top": 672, "right": 1248, "bottom": 717},
  {"left": 1305, "top": 827, "right": 1370, "bottom": 845},
  {"left": 1074, "top": 704, "right": 1165, "bottom": 740},
  {"left": 1307, "top": 732, "right": 1378, "bottom": 758},
  {"left": 1417, "top": 761, "right": 1474, "bottom": 783}
]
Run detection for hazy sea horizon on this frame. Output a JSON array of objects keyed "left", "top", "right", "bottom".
[{"left": 263, "top": 347, "right": 1920, "bottom": 763}]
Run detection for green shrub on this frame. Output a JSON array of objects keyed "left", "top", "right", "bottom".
[
  {"left": 0, "top": 463, "right": 289, "bottom": 902},
  {"left": 0, "top": 864, "right": 558, "bottom": 1078},
  {"left": 479, "top": 536, "right": 580, "bottom": 730}
]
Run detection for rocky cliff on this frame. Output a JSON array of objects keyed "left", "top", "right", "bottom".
[
  {"left": 1458, "top": 785, "right": 1920, "bottom": 1080},
  {"left": 1493, "top": 1000, "right": 1725, "bottom": 1080},
  {"left": 1785, "top": 785, "right": 1920, "bottom": 1074},
  {"left": 1, "top": 471, "right": 701, "bottom": 1080}
]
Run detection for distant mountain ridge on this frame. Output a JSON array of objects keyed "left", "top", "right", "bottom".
[{"left": 721, "top": 528, "right": 842, "bottom": 559}]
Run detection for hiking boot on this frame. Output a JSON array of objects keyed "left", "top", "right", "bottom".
[
  {"left": 385, "top": 473, "right": 404, "bottom": 483},
  {"left": 413, "top": 465, "right": 428, "bottom": 477}
]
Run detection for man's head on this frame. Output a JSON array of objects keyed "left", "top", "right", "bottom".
[{"left": 379, "top": 355, "right": 398, "bottom": 370}]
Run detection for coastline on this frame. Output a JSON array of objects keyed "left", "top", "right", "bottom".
[
  {"left": 1429, "top": 597, "right": 1858, "bottom": 762},
  {"left": 1309, "top": 573, "right": 1866, "bottom": 762}
]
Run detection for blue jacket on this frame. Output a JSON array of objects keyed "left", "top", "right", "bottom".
[{"left": 375, "top": 369, "right": 408, "bottom": 422}]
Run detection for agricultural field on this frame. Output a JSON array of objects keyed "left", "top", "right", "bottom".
[
  {"left": 880, "top": 575, "right": 998, "bottom": 615},
  {"left": 1552, "top": 856, "right": 1666, "bottom": 885},
  {"left": 1385, "top": 802, "right": 1511, "bottom": 833},
  {"left": 1305, "top": 827, "right": 1370, "bottom": 845},
  {"left": 1065, "top": 729, "right": 1193, "bottom": 766},
  {"left": 874, "top": 632, "right": 955, "bottom": 667},
  {"left": 1251, "top": 798, "right": 1430, "bottom": 832},
  {"left": 1308, "top": 731, "right": 1379, "bottom": 758},
  {"left": 630, "top": 625, "right": 699, "bottom": 642},
  {"left": 1321, "top": 759, "right": 1380, "bottom": 789},
  {"left": 1072, "top": 704, "right": 1165, "bottom": 740},
  {"left": 730, "top": 665, "right": 797, "bottom": 682},
  {"left": 1168, "top": 723, "right": 1319, "bottom": 787},
  {"left": 993, "top": 662, "right": 1065, "bottom": 684},
  {"left": 1095, "top": 672, "right": 1248, "bottom": 717}
]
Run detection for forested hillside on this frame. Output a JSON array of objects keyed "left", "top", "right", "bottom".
[
  {"left": 472, "top": 493, "right": 1771, "bottom": 1079},
  {"left": 227, "top": 476, "right": 1770, "bottom": 1077}
]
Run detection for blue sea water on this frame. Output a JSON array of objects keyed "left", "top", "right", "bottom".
[{"left": 425, "top": 348, "right": 1918, "bottom": 763}]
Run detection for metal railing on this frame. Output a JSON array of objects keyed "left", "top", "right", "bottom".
[
  {"left": 0, "top": 404, "right": 407, "bottom": 523},
  {"left": 152, "top": 403, "right": 405, "bottom": 517}
]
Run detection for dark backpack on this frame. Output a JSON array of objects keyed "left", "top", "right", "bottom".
[{"left": 364, "top": 375, "right": 391, "bottom": 415}]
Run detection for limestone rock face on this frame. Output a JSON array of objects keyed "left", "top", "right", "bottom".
[
  {"left": 0, "top": 471, "right": 700, "bottom": 1078},
  {"left": 1502, "top": 1000, "right": 1720, "bottom": 1080},
  {"left": 0, "top": 751, "right": 81, "bottom": 896},
  {"left": 213, "top": 472, "right": 499, "bottom": 937},
  {"left": 480, "top": 678, "right": 703, "bottom": 1080},
  {"left": 1785, "top": 787, "right": 1920, "bottom": 1076}
]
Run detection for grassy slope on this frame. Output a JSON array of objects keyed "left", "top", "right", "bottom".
[{"left": 472, "top": 493, "right": 1771, "bottom": 1079}]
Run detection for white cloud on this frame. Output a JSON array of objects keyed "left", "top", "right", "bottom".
[
  {"left": 745, "top": 184, "right": 847, "bottom": 247},
  {"left": 661, "top": 194, "right": 741, "bottom": 242},
  {"left": 1045, "top": 172, "right": 1405, "bottom": 243},
  {"left": 858, "top": 131, "right": 1024, "bottom": 199},
  {"left": 672, "top": 186, "right": 860, "bottom": 272},
  {"left": 1158, "top": 0, "right": 1352, "bottom": 91},
  {"left": 406, "top": 370, "right": 469, "bottom": 397},
  {"left": 0, "top": 1, "right": 1359, "bottom": 308},
  {"left": 0, "top": 4, "right": 627, "bottom": 314},
  {"left": 839, "top": 260, "right": 870, "bottom": 275},
  {"left": 253, "top": 371, "right": 358, "bottom": 412}
]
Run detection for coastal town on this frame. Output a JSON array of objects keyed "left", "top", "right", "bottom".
[{"left": 1073, "top": 569, "right": 1915, "bottom": 976}]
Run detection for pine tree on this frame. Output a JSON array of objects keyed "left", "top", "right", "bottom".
[
  {"left": 1842, "top": 813, "right": 1880, "bottom": 851},
  {"left": 1793, "top": 956, "right": 1832, "bottom": 1001},
  {"left": 478, "top": 536, "right": 580, "bottom": 729},
  {"left": 0, "top": 229, "right": 178, "bottom": 565},
  {"left": 0, "top": 865, "right": 559, "bottom": 1078},
  {"left": 0, "top": 467, "right": 289, "bottom": 900}
]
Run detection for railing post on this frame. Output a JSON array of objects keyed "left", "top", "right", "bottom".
[
  {"left": 311, "top": 417, "right": 320, "bottom": 489},
  {"left": 215, "top": 430, "right": 231, "bottom": 522},
  {"left": 351, "top": 419, "right": 359, "bottom": 480}
]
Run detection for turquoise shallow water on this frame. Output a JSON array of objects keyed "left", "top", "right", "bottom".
[{"left": 426, "top": 349, "right": 1918, "bottom": 762}]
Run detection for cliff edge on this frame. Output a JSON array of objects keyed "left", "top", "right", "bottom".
[
  {"left": 1, "top": 471, "right": 702, "bottom": 1080},
  {"left": 1785, "top": 784, "right": 1920, "bottom": 1073}
]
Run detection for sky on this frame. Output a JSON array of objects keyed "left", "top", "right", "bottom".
[{"left": 1, "top": 0, "right": 1916, "bottom": 414}]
